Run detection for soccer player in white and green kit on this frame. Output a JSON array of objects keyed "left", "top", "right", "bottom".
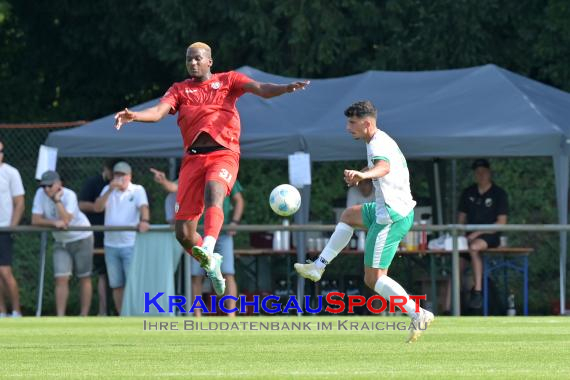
[{"left": 295, "top": 100, "right": 434, "bottom": 342}]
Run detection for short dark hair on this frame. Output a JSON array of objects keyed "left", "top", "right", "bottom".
[
  {"left": 104, "top": 158, "right": 123, "bottom": 171},
  {"left": 471, "top": 159, "right": 490, "bottom": 170},
  {"left": 344, "top": 101, "right": 378, "bottom": 119}
]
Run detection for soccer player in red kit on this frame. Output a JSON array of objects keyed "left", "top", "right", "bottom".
[{"left": 114, "top": 42, "right": 309, "bottom": 295}]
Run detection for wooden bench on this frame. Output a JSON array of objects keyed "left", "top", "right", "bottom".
[{"left": 235, "top": 247, "right": 533, "bottom": 315}]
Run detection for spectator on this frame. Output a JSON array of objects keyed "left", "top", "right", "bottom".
[
  {"left": 346, "top": 166, "right": 375, "bottom": 208},
  {"left": 31, "top": 170, "right": 93, "bottom": 316},
  {"left": 458, "top": 159, "right": 508, "bottom": 310},
  {"left": 95, "top": 162, "right": 149, "bottom": 314},
  {"left": 150, "top": 167, "right": 243, "bottom": 317},
  {"left": 0, "top": 140, "right": 24, "bottom": 318},
  {"left": 79, "top": 158, "right": 121, "bottom": 316},
  {"left": 149, "top": 168, "right": 177, "bottom": 224}
]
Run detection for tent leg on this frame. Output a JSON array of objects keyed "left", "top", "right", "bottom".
[
  {"left": 433, "top": 159, "right": 444, "bottom": 225},
  {"left": 35, "top": 232, "right": 48, "bottom": 317}
]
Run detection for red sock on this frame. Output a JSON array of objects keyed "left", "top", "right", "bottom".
[{"left": 204, "top": 206, "right": 224, "bottom": 240}]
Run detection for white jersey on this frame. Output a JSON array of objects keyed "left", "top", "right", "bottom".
[
  {"left": 100, "top": 182, "right": 149, "bottom": 248},
  {"left": 32, "top": 187, "right": 92, "bottom": 243},
  {"left": 0, "top": 163, "right": 25, "bottom": 227},
  {"left": 366, "top": 130, "right": 416, "bottom": 224}
]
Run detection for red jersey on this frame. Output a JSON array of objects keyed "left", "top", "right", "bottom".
[{"left": 160, "top": 71, "right": 253, "bottom": 153}]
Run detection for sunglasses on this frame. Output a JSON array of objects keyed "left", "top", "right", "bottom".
[{"left": 41, "top": 184, "right": 55, "bottom": 189}]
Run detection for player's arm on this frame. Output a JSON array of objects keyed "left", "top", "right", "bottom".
[
  {"left": 344, "top": 160, "right": 390, "bottom": 186},
  {"left": 227, "top": 192, "right": 244, "bottom": 236},
  {"left": 114, "top": 102, "right": 172, "bottom": 130},
  {"left": 243, "top": 80, "right": 309, "bottom": 99},
  {"left": 150, "top": 168, "right": 178, "bottom": 193},
  {"left": 79, "top": 201, "right": 96, "bottom": 213},
  {"left": 10, "top": 195, "right": 24, "bottom": 226},
  {"left": 31, "top": 213, "right": 67, "bottom": 229}
]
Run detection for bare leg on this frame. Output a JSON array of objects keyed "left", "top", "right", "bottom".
[
  {"left": 191, "top": 276, "right": 204, "bottom": 317},
  {"left": 113, "top": 287, "right": 124, "bottom": 315},
  {"left": 55, "top": 276, "right": 70, "bottom": 317},
  {"left": 97, "top": 274, "right": 108, "bottom": 315},
  {"left": 468, "top": 239, "right": 488, "bottom": 291},
  {"left": 0, "top": 275, "right": 7, "bottom": 314},
  {"left": 175, "top": 220, "right": 202, "bottom": 254},
  {"left": 224, "top": 274, "right": 237, "bottom": 317},
  {"left": 0, "top": 267, "right": 20, "bottom": 314},
  {"left": 79, "top": 277, "right": 92, "bottom": 316}
]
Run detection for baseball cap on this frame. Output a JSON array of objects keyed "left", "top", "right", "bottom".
[
  {"left": 113, "top": 161, "right": 132, "bottom": 174},
  {"left": 472, "top": 159, "right": 490, "bottom": 170},
  {"left": 40, "top": 170, "right": 60, "bottom": 186}
]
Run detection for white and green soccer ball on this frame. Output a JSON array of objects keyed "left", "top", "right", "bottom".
[{"left": 269, "top": 184, "right": 302, "bottom": 216}]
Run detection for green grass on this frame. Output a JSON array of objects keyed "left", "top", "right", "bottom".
[{"left": 1, "top": 316, "right": 569, "bottom": 379}]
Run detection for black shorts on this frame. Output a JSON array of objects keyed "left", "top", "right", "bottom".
[
  {"left": 0, "top": 232, "right": 14, "bottom": 266},
  {"left": 476, "top": 233, "right": 500, "bottom": 249}
]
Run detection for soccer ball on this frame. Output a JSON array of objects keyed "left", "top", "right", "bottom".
[{"left": 269, "top": 184, "right": 301, "bottom": 216}]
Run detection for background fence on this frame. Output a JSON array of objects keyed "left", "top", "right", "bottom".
[{"left": 0, "top": 126, "right": 566, "bottom": 315}]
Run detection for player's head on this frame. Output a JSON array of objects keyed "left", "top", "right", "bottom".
[
  {"left": 472, "top": 159, "right": 492, "bottom": 185},
  {"left": 344, "top": 101, "right": 378, "bottom": 140},
  {"left": 186, "top": 42, "right": 213, "bottom": 80},
  {"left": 113, "top": 161, "right": 132, "bottom": 190},
  {"left": 40, "top": 170, "right": 63, "bottom": 196},
  {"left": 103, "top": 158, "right": 123, "bottom": 181}
]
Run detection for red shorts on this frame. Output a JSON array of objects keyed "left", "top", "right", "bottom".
[{"left": 175, "top": 149, "right": 240, "bottom": 221}]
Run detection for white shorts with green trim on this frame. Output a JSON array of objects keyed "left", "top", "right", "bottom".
[{"left": 361, "top": 203, "right": 414, "bottom": 269}]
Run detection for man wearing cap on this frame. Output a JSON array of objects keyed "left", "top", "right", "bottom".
[
  {"left": 94, "top": 161, "right": 149, "bottom": 314},
  {"left": 31, "top": 170, "right": 94, "bottom": 316},
  {"left": 0, "top": 140, "right": 24, "bottom": 318},
  {"left": 458, "top": 159, "right": 508, "bottom": 311}
]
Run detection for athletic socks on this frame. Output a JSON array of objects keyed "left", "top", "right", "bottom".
[
  {"left": 314, "top": 222, "right": 354, "bottom": 269},
  {"left": 374, "top": 275, "right": 420, "bottom": 318},
  {"left": 201, "top": 235, "right": 217, "bottom": 256}
]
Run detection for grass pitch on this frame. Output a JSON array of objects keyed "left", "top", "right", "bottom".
[{"left": 1, "top": 316, "right": 569, "bottom": 379}]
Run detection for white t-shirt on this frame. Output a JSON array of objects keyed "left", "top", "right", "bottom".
[
  {"left": 0, "top": 163, "right": 25, "bottom": 227},
  {"left": 100, "top": 183, "right": 148, "bottom": 248},
  {"left": 366, "top": 130, "right": 416, "bottom": 224},
  {"left": 32, "top": 187, "right": 92, "bottom": 243}
]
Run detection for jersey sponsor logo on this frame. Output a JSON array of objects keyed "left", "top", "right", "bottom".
[
  {"left": 211, "top": 81, "right": 221, "bottom": 90},
  {"left": 219, "top": 168, "right": 232, "bottom": 183},
  {"left": 185, "top": 89, "right": 198, "bottom": 94},
  {"left": 485, "top": 198, "right": 493, "bottom": 207}
]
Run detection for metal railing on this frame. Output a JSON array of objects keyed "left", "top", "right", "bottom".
[{"left": 1, "top": 223, "right": 567, "bottom": 317}]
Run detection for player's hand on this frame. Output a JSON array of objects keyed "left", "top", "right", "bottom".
[
  {"left": 228, "top": 221, "right": 238, "bottom": 236},
  {"left": 54, "top": 220, "right": 68, "bottom": 230},
  {"left": 114, "top": 108, "right": 136, "bottom": 130},
  {"left": 138, "top": 221, "right": 150, "bottom": 233},
  {"left": 150, "top": 168, "right": 166, "bottom": 184},
  {"left": 287, "top": 80, "right": 310, "bottom": 93},
  {"left": 109, "top": 178, "right": 123, "bottom": 189},
  {"left": 51, "top": 189, "right": 64, "bottom": 203},
  {"left": 344, "top": 169, "right": 367, "bottom": 187}
]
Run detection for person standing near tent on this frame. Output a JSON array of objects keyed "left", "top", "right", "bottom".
[
  {"left": 113, "top": 42, "right": 308, "bottom": 296},
  {"left": 294, "top": 100, "right": 434, "bottom": 343}
]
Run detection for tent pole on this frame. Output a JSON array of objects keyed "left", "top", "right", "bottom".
[
  {"left": 168, "top": 157, "right": 177, "bottom": 180},
  {"left": 554, "top": 154, "right": 569, "bottom": 315},
  {"left": 451, "top": 159, "right": 457, "bottom": 223},
  {"left": 433, "top": 159, "right": 444, "bottom": 224},
  {"left": 294, "top": 185, "right": 310, "bottom": 312}
]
